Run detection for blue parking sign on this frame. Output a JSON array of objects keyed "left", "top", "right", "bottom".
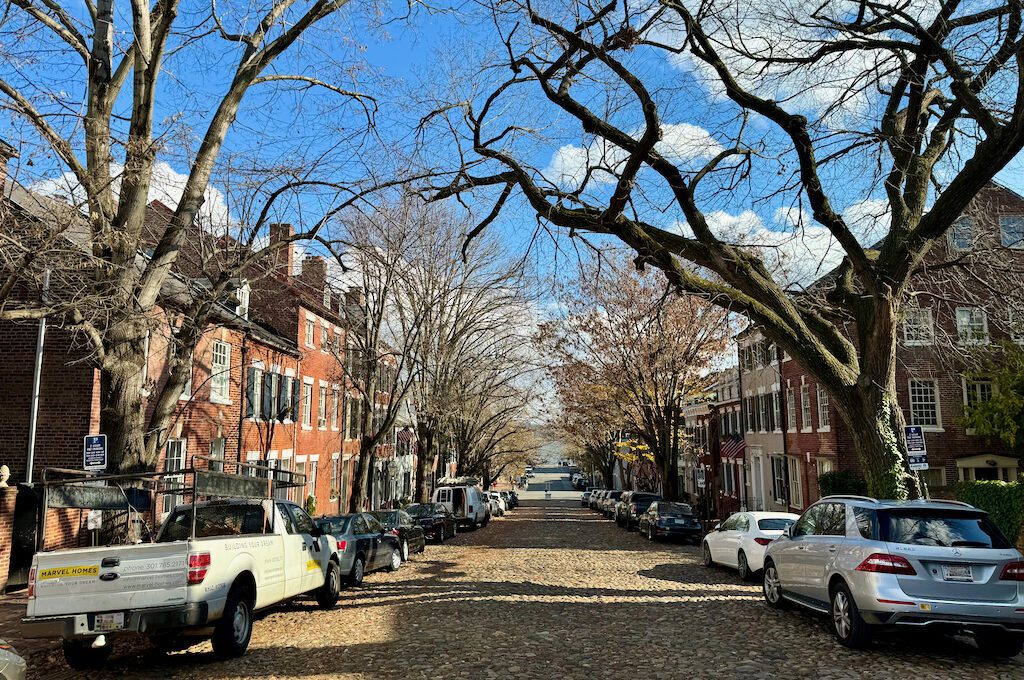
[
  {"left": 905, "top": 426, "right": 928, "bottom": 471},
  {"left": 83, "top": 434, "right": 107, "bottom": 471}
]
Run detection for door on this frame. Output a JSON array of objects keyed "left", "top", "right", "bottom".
[
  {"left": 711, "top": 514, "right": 740, "bottom": 563},
  {"left": 363, "top": 514, "right": 387, "bottom": 568},
  {"left": 802, "top": 502, "right": 847, "bottom": 603},
  {"left": 752, "top": 457, "right": 764, "bottom": 510},
  {"left": 276, "top": 503, "right": 306, "bottom": 597},
  {"left": 723, "top": 514, "right": 751, "bottom": 567},
  {"left": 285, "top": 503, "right": 330, "bottom": 592},
  {"left": 781, "top": 505, "right": 822, "bottom": 597},
  {"left": 436, "top": 488, "right": 452, "bottom": 514}
]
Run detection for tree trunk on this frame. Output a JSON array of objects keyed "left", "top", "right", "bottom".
[
  {"left": 413, "top": 421, "right": 435, "bottom": 503},
  {"left": 102, "top": 321, "right": 150, "bottom": 473},
  {"left": 349, "top": 399, "right": 376, "bottom": 512}
]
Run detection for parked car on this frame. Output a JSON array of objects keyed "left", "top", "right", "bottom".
[
  {"left": 371, "top": 510, "right": 427, "bottom": 561},
  {"left": 590, "top": 489, "right": 606, "bottom": 511},
  {"left": 702, "top": 511, "right": 798, "bottom": 579},
  {"left": 0, "top": 639, "right": 26, "bottom": 680},
  {"left": 316, "top": 513, "right": 402, "bottom": 586},
  {"left": 488, "top": 491, "right": 507, "bottom": 516},
  {"left": 23, "top": 498, "right": 343, "bottom": 669},
  {"left": 762, "top": 495, "right": 1024, "bottom": 655},
  {"left": 581, "top": 491, "right": 592, "bottom": 507},
  {"left": 617, "top": 492, "right": 662, "bottom": 530},
  {"left": 601, "top": 490, "right": 624, "bottom": 518},
  {"left": 639, "top": 502, "right": 703, "bottom": 544},
  {"left": 432, "top": 485, "right": 489, "bottom": 529},
  {"left": 499, "top": 490, "right": 517, "bottom": 509},
  {"left": 406, "top": 503, "right": 458, "bottom": 543}
]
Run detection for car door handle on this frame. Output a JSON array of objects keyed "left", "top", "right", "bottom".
[
  {"left": 301, "top": 544, "right": 308, "bottom": 550},
  {"left": 828, "top": 545, "right": 838, "bottom": 552}
]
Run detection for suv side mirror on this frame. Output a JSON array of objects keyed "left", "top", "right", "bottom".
[
  {"left": 310, "top": 525, "right": 324, "bottom": 538},
  {"left": 783, "top": 525, "right": 793, "bottom": 538}
]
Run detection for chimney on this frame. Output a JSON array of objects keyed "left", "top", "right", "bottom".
[
  {"left": 268, "top": 223, "right": 294, "bottom": 276},
  {"left": 0, "top": 139, "right": 18, "bottom": 189},
  {"left": 300, "top": 255, "right": 327, "bottom": 289},
  {"left": 344, "top": 286, "right": 365, "bottom": 307}
]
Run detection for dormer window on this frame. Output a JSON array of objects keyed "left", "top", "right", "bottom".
[
  {"left": 949, "top": 217, "right": 974, "bottom": 251},
  {"left": 237, "top": 281, "right": 250, "bottom": 320}
]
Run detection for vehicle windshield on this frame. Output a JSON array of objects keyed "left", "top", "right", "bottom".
[
  {"left": 373, "top": 511, "right": 400, "bottom": 526},
  {"left": 634, "top": 495, "right": 662, "bottom": 504},
  {"left": 758, "top": 518, "right": 796, "bottom": 531},
  {"left": 607, "top": 491, "right": 623, "bottom": 500},
  {"left": 406, "top": 504, "right": 431, "bottom": 518},
  {"left": 158, "top": 503, "right": 265, "bottom": 542},
  {"left": 316, "top": 516, "right": 352, "bottom": 535},
  {"left": 880, "top": 510, "right": 1011, "bottom": 548},
  {"left": 658, "top": 503, "right": 694, "bottom": 516}
]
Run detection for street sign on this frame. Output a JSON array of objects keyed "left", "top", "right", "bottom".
[
  {"left": 83, "top": 434, "right": 107, "bottom": 472},
  {"left": 696, "top": 467, "right": 706, "bottom": 489},
  {"left": 905, "top": 426, "right": 928, "bottom": 471}
]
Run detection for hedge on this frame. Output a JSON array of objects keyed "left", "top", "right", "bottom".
[
  {"left": 817, "top": 471, "right": 868, "bottom": 497},
  {"left": 954, "top": 480, "right": 1024, "bottom": 544}
]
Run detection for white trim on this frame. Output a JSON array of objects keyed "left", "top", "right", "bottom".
[
  {"left": 250, "top": 360, "right": 265, "bottom": 369},
  {"left": 309, "top": 454, "right": 320, "bottom": 462},
  {"left": 303, "top": 376, "right": 314, "bottom": 384},
  {"left": 246, "top": 451, "right": 260, "bottom": 462},
  {"left": 284, "top": 367, "right": 295, "bottom": 377},
  {"left": 295, "top": 454, "right": 308, "bottom": 464},
  {"left": 908, "top": 377, "right": 943, "bottom": 430},
  {"left": 331, "top": 452, "right": 341, "bottom": 460},
  {"left": 267, "top": 450, "right": 279, "bottom": 460},
  {"left": 318, "top": 379, "right": 328, "bottom": 387},
  {"left": 281, "top": 448, "right": 293, "bottom": 459}
]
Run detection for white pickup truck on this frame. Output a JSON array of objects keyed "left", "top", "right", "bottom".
[{"left": 22, "top": 498, "right": 343, "bottom": 669}]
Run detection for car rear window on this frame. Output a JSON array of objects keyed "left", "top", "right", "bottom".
[
  {"left": 316, "top": 516, "right": 352, "bottom": 535},
  {"left": 607, "top": 491, "right": 622, "bottom": 500},
  {"left": 758, "top": 518, "right": 795, "bottom": 531},
  {"left": 159, "top": 504, "right": 265, "bottom": 542},
  {"left": 374, "top": 511, "right": 400, "bottom": 526},
  {"left": 879, "top": 510, "right": 1011, "bottom": 549},
  {"left": 659, "top": 503, "right": 694, "bottom": 516}
]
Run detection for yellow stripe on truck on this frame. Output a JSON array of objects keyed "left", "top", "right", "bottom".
[
  {"left": 306, "top": 559, "right": 320, "bottom": 571},
  {"left": 39, "top": 565, "right": 100, "bottom": 580}
]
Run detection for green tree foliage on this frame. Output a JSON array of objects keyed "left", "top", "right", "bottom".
[
  {"left": 817, "top": 471, "right": 868, "bottom": 497},
  {"left": 962, "top": 343, "right": 1024, "bottom": 451},
  {"left": 955, "top": 481, "right": 1024, "bottom": 545}
]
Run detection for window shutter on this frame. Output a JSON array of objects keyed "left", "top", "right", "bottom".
[
  {"left": 278, "top": 376, "right": 291, "bottom": 421},
  {"left": 261, "top": 372, "right": 274, "bottom": 420},
  {"left": 245, "top": 368, "right": 256, "bottom": 418},
  {"left": 293, "top": 379, "right": 301, "bottom": 420}
]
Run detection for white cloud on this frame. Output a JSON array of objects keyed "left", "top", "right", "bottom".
[
  {"left": 544, "top": 123, "right": 724, "bottom": 190},
  {"left": 31, "top": 161, "right": 232, "bottom": 231}
]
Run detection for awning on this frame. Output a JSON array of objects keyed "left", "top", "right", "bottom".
[{"left": 721, "top": 436, "right": 746, "bottom": 461}]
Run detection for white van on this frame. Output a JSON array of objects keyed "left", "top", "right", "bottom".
[{"left": 432, "top": 486, "right": 489, "bottom": 529}]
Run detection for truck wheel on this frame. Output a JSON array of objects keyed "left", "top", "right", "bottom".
[
  {"left": 316, "top": 561, "right": 341, "bottom": 609},
  {"left": 212, "top": 584, "right": 253, "bottom": 659},
  {"left": 63, "top": 639, "right": 112, "bottom": 670}
]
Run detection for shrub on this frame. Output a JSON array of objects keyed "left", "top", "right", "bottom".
[
  {"left": 305, "top": 494, "right": 317, "bottom": 517},
  {"left": 817, "top": 471, "right": 867, "bottom": 497},
  {"left": 955, "top": 480, "right": 1024, "bottom": 544}
]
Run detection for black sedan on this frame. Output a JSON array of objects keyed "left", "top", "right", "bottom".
[
  {"left": 406, "top": 502, "right": 458, "bottom": 543},
  {"left": 372, "top": 509, "right": 427, "bottom": 561},
  {"left": 638, "top": 502, "right": 704, "bottom": 544}
]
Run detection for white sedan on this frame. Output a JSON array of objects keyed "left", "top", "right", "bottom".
[{"left": 702, "top": 511, "right": 798, "bottom": 581}]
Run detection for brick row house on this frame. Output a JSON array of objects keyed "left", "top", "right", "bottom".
[{"left": 688, "top": 183, "right": 1024, "bottom": 517}]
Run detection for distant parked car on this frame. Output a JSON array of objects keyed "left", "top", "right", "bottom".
[
  {"left": 762, "top": 496, "right": 1024, "bottom": 655},
  {"left": 601, "top": 490, "right": 623, "bottom": 518},
  {"left": 499, "top": 490, "right": 517, "bottom": 509},
  {"left": 316, "top": 513, "right": 402, "bottom": 586},
  {"left": 0, "top": 639, "right": 26, "bottom": 680},
  {"left": 617, "top": 492, "right": 662, "bottom": 530},
  {"left": 371, "top": 510, "right": 427, "bottom": 561},
  {"left": 590, "top": 489, "right": 606, "bottom": 511},
  {"left": 406, "top": 503, "right": 457, "bottom": 543},
  {"left": 639, "top": 502, "right": 703, "bottom": 544},
  {"left": 487, "top": 491, "right": 507, "bottom": 516},
  {"left": 702, "top": 511, "right": 797, "bottom": 579},
  {"left": 581, "top": 491, "right": 592, "bottom": 507},
  {"left": 432, "top": 485, "right": 489, "bottom": 529}
]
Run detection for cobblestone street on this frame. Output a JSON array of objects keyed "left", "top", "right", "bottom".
[{"left": 4, "top": 497, "right": 1024, "bottom": 679}]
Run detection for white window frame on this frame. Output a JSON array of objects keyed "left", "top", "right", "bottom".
[
  {"left": 962, "top": 376, "right": 994, "bottom": 413},
  {"left": 948, "top": 217, "right": 974, "bottom": 251},
  {"left": 305, "top": 317, "right": 316, "bottom": 347},
  {"left": 800, "top": 383, "right": 812, "bottom": 432},
  {"left": 903, "top": 307, "right": 934, "bottom": 346},
  {"left": 817, "top": 385, "right": 830, "bottom": 431},
  {"left": 1010, "top": 309, "right": 1024, "bottom": 345},
  {"left": 302, "top": 379, "right": 313, "bottom": 428},
  {"left": 163, "top": 439, "right": 186, "bottom": 514},
  {"left": 771, "top": 456, "right": 787, "bottom": 504},
  {"left": 236, "top": 281, "right": 250, "bottom": 320},
  {"left": 786, "top": 387, "right": 796, "bottom": 432},
  {"left": 331, "top": 387, "right": 340, "bottom": 430},
  {"left": 209, "top": 437, "right": 225, "bottom": 473},
  {"left": 772, "top": 392, "right": 782, "bottom": 433},
  {"left": 956, "top": 307, "right": 989, "bottom": 346},
  {"left": 210, "top": 340, "right": 232, "bottom": 404},
  {"left": 816, "top": 457, "right": 834, "bottom": 477},
  {"left": 318, "top": 383, "right": 328, "bottom": 429},
  {"left": 908, "top": 378, "right": 942, "bottom": 430},
  {"left": 788, "top": 456, "right": 803, "bottom": 509},
  {"left": 1000, "top": 215, "right": 1024, "bottom": 249},
  {"left": 168, "top": 339, "right": 193, "bottom": 399}
]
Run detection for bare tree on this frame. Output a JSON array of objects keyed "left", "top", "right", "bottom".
[
  {"left": 0, "top": 0, "right": 388, "bottom": 471},
  {"left": 425, "top": 0, "right": 1024, "bottom": 499}
]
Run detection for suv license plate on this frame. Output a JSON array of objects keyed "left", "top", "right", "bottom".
[
  {"left": 94, "top": 612, "right": 124, "bottom": 632},
  {"left": 941, "top": 564, "right": 973, "bottom": 582}
]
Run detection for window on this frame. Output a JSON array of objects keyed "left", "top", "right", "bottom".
[
  {"left": 318, "top": 385, "right": 328, "bottom": 429},
  {"left": 817, "top": 503, "right": 846, "bottom": 536},
  {"left": 788, "top": 457, "right": 803, "bottom": 508},
  {"left": 339, "top": 457, "right": 350, "bottom": 505},
  {"left": 211, "top": 340, "right": 231, "bottom": 403},
  {"left": 792, "top": 505, "right": 819, "bottom": 537},
  {"left": 163, "top": 439, "right": 186, "bottom": 514},
  {"left": 909, "top": 379, "right": 940, "bottom": 427},
  {"left": 1000, "top": 215, "right": 1024, "bottom": 248},
  {"left": 209, "top": 437, "right": 225, "bottom": 473},
  {"left": 903, "top": 307, "right": 934, "bottom": 346},
  {"left": 260, "top": 372, "right": 275, "bottom": 421},
  {"left": 278, "top": 376, "right": 293, "bottom": 421},
  {"left": 307, "top": 459, "right": 318, "bottom": 500},
  {"left": 786, "top": 388, "right": 796, "bottom": 432},
  {"left": 236, "top": 282, "right": 250, "bottom": 319},
  {"left": 167, "top": 339, "right": 193, "bottom": 397},
  {"left": 963, "top": 378, "right": 993, "bottom": 411},
  {"left": 302, "top": 382, "right": 313, "bottom": 427},
  {"left": 949, "top": 217, "right": 974, "bottom": 250},
  {"left": 800, "top": 384, "right": 812, "bottom": 430},
  {"left": 854, "top": 507, "right": 877, "bottom": 540},
  {"left": 331, "top": 388, "right": 340, "bottom": 430},
  {"left": 816, "top": 457, "right": 833, "bottom": 477},
  {"left": 305, "top": 318, "right": 316, "bottom": 347},
  {"left": 817, "top": 386, "right": 830, "bottom": 429},
  {"left": 1010, "top": 309, "right": 1024, "bottom": 344},
  {"left": 758, "top": 394, "right": 768, "bottom": 433},
  {"left": 246, "top": 366, "right": 263, "bottom": 419},
  {"left": 920, "top": 466, "right": 946, "bottom": 489},
  {"left": 771, "top": 456, "right": 787, "bottom": 503},
  {"left": 331, "top": 456, "right": 340, "bottom": 499},
  {"left": 956, "top": 307, "right": 989, "bottom": 345},
  {"left": 772, "top": 392, "right": 782, "bottom": 432}
]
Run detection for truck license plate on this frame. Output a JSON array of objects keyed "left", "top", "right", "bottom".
[
  {"left": 941, "top": 564, "right": 973, "bottom": 582},
  {"left": 94, "top": 612, "right": 124, "bottom": 632}
]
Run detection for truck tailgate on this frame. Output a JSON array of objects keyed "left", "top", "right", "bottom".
[{"left": 31, "top": 543, "right": 189, "bottom": 617}]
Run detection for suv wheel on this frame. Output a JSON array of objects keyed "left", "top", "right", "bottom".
[
  {"left": 830, "top": 582, "right": 869, "bottom": 648},
  {"left": 702, "top": 541, "right": 714, "bottom": 567},
  {"left": 975, "top": 631, "right": 1024, "bottom": 658},
  {"left": 762, "top": 561, "right": 788, "bottom": 609}
]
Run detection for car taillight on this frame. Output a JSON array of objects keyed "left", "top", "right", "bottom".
[
  {"left": 389, "top": 528, "right": 399, "bottom": 536},
  {"left": 1000, "top": 561, "right": 1024, "bottom": 581},
  {"left": 629, "top": 504, "right": 638, "bottom": 513},
  {"left": 187, "top": 551, "right": 211, "bottom": 585},
  {"left": 27, "top": 567, "right": 35, "bottom": 598},
  {"left": 337, "top": 540, "right": 347, "bottom": 551},
  {"left": 754, "top": 537, "right": 772, "bottom": 546},
  {"left": 855, "top": 553, "right": 916, "bottom": 575}
]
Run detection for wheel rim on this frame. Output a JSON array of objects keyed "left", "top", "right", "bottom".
[
  {"left": 354, "top": 560, "right": 363, "bottom": 583},
  {"left": 329, "top": 567, "right": 339, "bottom": 593},
  {"left": 402, "top": 541, "right": 408, "bottom": 560},
  {"left": 392, "top": 549, "right": 401, "bottom": 570},
  {"left": 739, "top": 554, "right": 747, "bottom": 577},
  {"left": 833, "top": 590, "right": 851, "bottom": 639},
  {"left": 232, "top": 601, "right": 249, "bottom": 644},
  {"left": 764, "top": 566, "right": 781, "bottom": 603},
  {"left": 703, "top": 544, "right": 711, "bottom": 564}
]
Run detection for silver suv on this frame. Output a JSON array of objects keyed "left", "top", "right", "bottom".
[{"left": 762, "top": 495, "right": 1024, "bottom": 656}]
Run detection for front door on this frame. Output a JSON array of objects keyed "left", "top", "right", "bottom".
[
  {"left": 752, "top": 456, "right": 764, "bottom": 510},
  {"left": 801, "top": 502, "right": 847, "bottom": 603},
  {"left": 285, "top": 503, "right": 330, "bottom": 592},
  {"left": 276, "top": 503, "right": 305, "bottom": 597},
  {"left": 783, "top": 505, "right": 822, "bottom": 597},
  {"left": 364, "top": 514, "right": 387, "bottom": 568}
]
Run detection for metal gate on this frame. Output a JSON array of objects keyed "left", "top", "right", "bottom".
[{"left": 6, "top": 484, "right": 39, "bottom": 591}]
